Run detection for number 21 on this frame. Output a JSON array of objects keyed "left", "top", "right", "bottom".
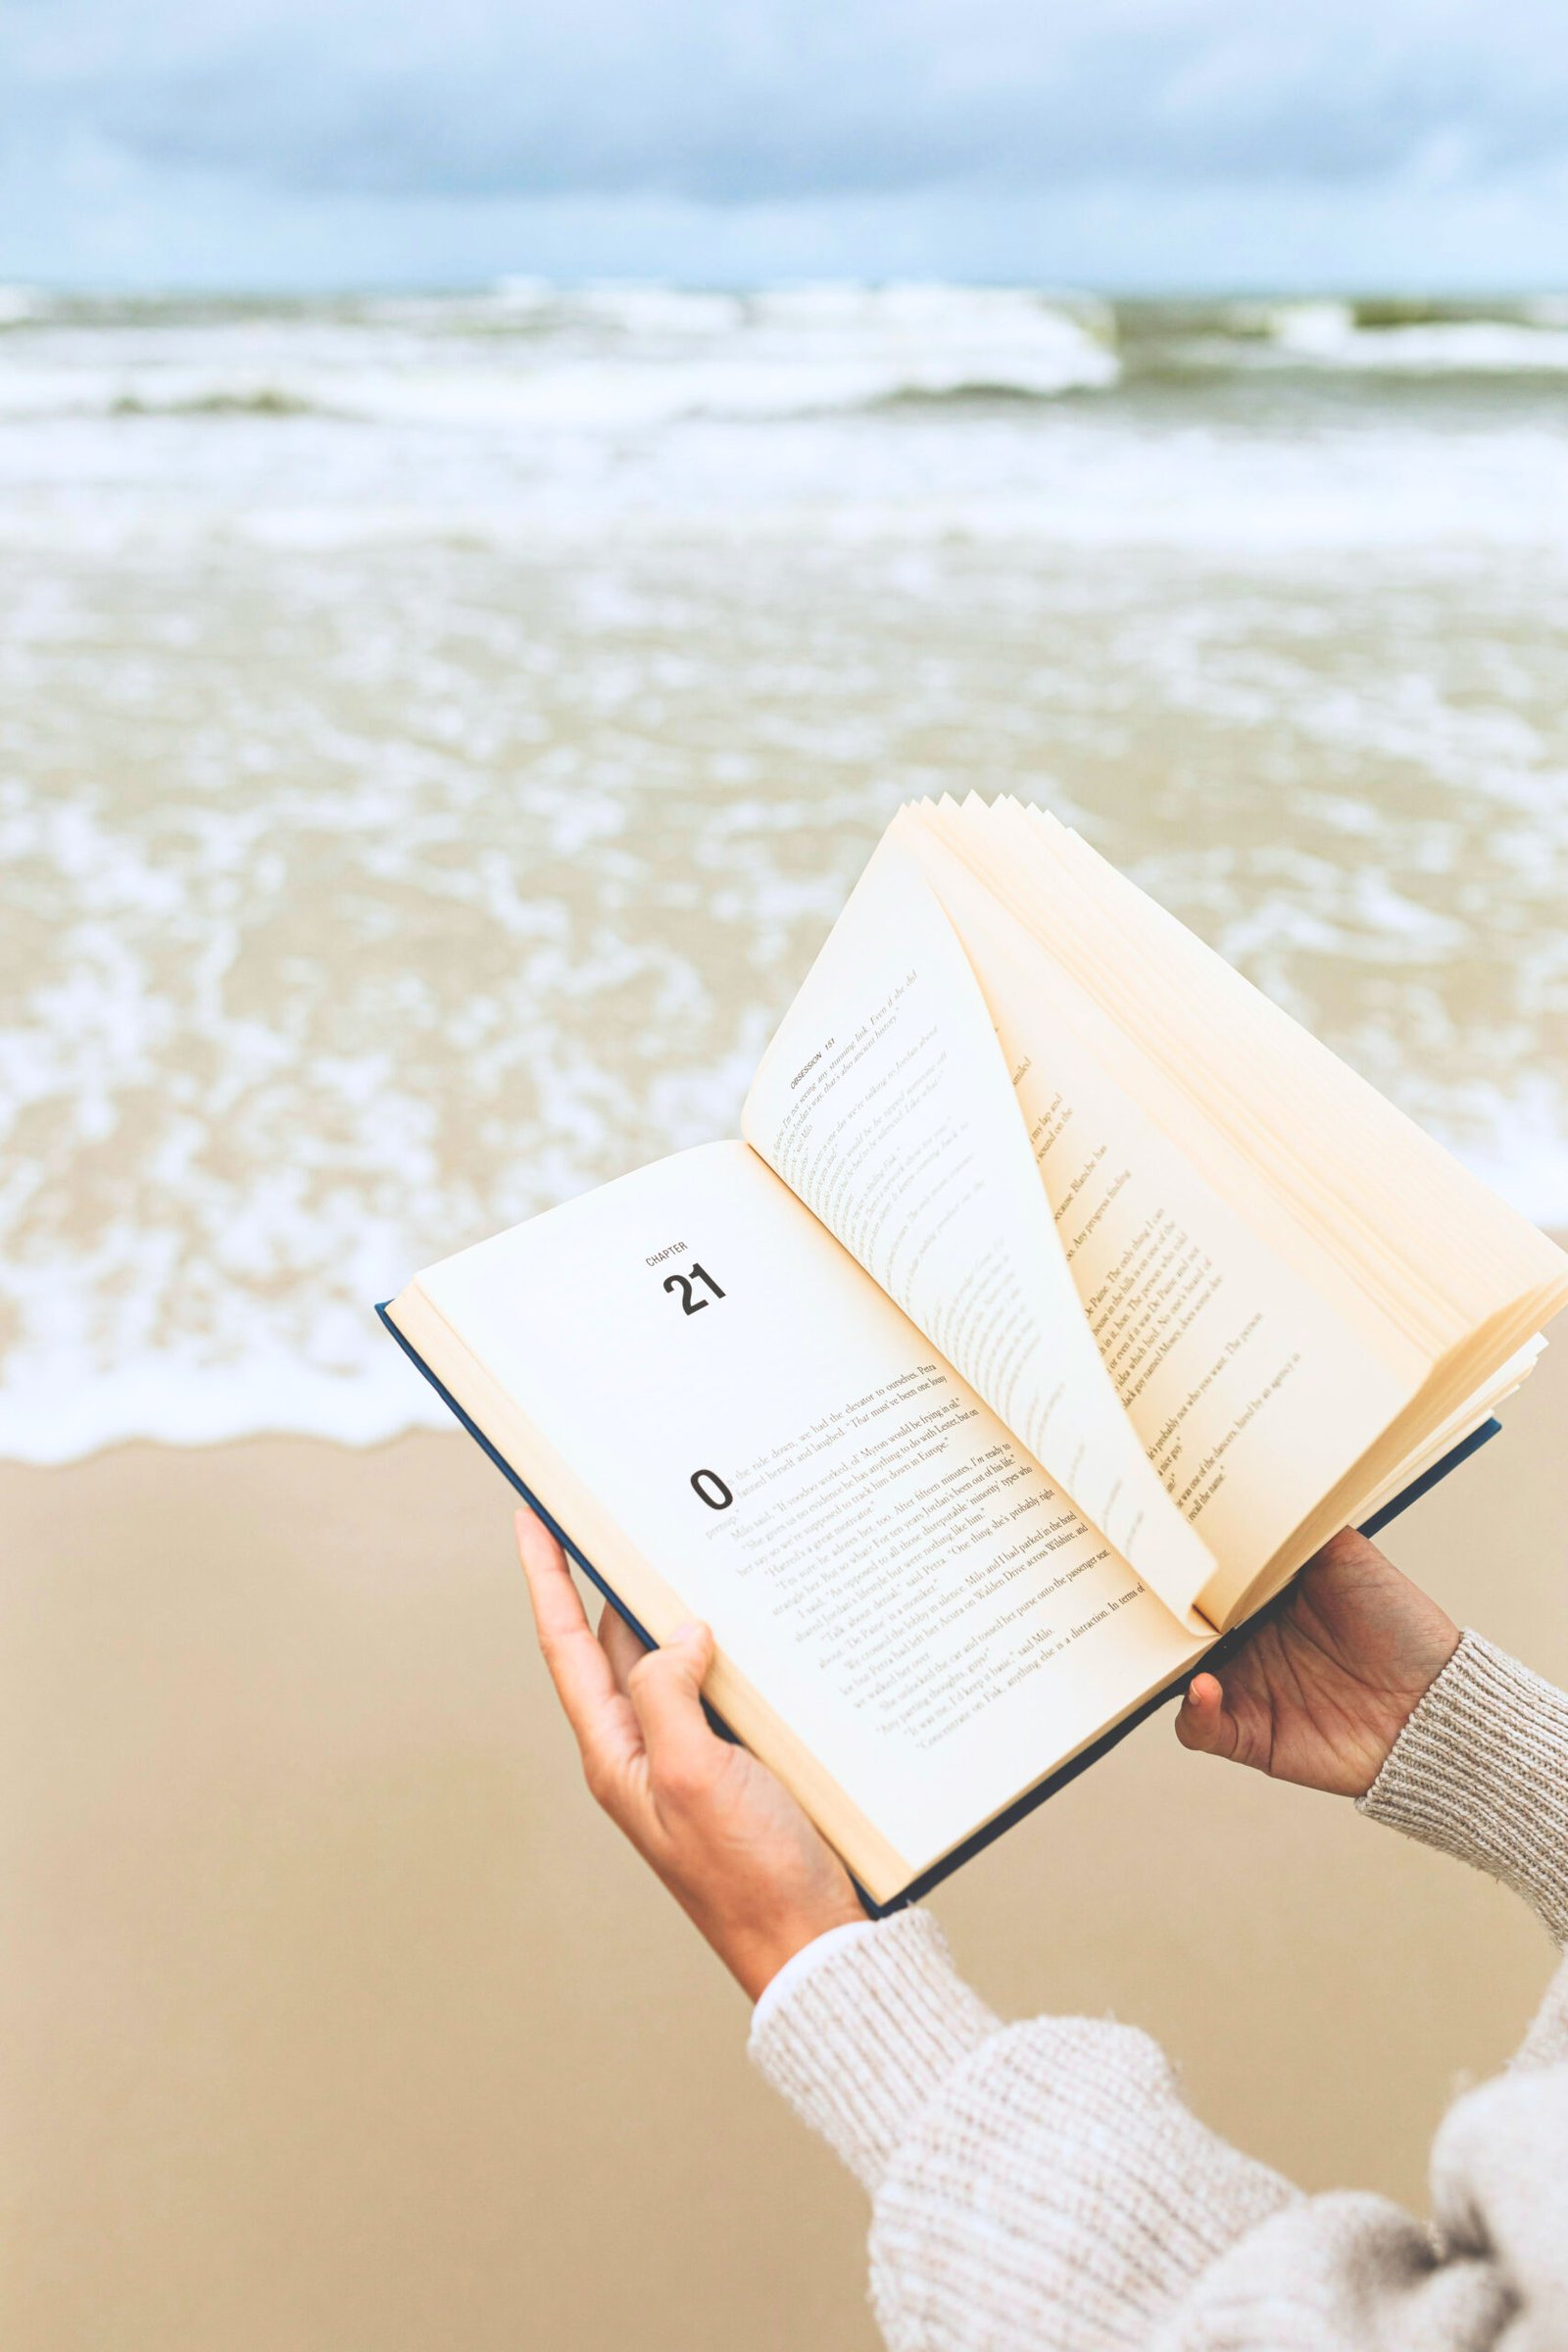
[{"left": 662, "top": 1262, "right": 726, "bottom": 1315}]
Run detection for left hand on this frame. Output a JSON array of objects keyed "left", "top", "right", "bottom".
[
  {"left": 515, "top": 1508, "right": 864, "bottom": 1999},
  {"left": 1174, "top": 1526, "right": 1458, "bottom": 1796}
]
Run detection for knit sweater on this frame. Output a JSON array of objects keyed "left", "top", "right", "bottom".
[{"left": 749, "top": 1632, "right": 1568, "bottom": 2351}]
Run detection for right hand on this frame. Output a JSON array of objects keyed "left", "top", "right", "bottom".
[
  {"left": 515, "top": 1510, "right": 864, "bottom": 1999},
  {"left": 1174, "top": 1527, "right": 1459, "bottom": 1797}
]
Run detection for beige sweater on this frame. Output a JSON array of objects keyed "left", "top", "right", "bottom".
[{"left": 750, "top": 1634, "right": 1568, "bottom": 2351}]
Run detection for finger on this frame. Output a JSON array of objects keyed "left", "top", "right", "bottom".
[
  {"left": 598, "top": 1601, "right": 649, "bottom": 1695},
  {"left": 625, "top": 1622, "right": 720, "bottom": 1809},
  {"left": 1175, "top": 1670, "right": 1241, "bottom": 1759},
  {"left": 515, "top": 1510, "right": 642, "bottom": 1789}
]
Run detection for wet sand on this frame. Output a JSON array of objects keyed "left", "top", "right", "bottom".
[{"left": 4, "top": 1339, "right": 1566, "bottom": 2352}]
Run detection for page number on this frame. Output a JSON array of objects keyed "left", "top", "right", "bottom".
[{"left": 663, "top": 1262, "right": 726, "bottom": 1315}]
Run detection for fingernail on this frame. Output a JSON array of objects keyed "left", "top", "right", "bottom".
[{"left": 670, "top": 1621, "right": 704, "bottom": 1647}]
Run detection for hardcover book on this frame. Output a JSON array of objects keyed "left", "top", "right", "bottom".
[{"left": 383, "top": 799, "right": 1568, "bottom": 1909}]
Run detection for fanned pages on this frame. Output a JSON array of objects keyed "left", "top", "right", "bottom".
[
  {"left": 887, "top": 808, "right": 1426, "bottom": 1629},
  {"left": 741, "top": 836, "right": 1218, "bottom": 1630}
]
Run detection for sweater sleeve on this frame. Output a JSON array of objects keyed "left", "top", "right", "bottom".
[
  {"left": 1356, "top": 1630, "right": 1568, "bottom": 1948},
  {"left": 751, "top": 1906, "right": 1298, "bottom": 2351},
  {"left": 749, "top": 1633, "right": 1568, "bottom": 2350}
]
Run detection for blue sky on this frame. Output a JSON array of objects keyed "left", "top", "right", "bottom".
[{"left": 6, "top": 0, "right": 1568, "bottom": 291}]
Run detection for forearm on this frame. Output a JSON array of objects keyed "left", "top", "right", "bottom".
[{"left": 750, "top": 1909, "right": 1298, "bottom": 2352}]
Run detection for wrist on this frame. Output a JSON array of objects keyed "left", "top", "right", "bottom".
[
  {"left": 1349, "top": 1615, "right": 1461, "bottom": 1794},
  {"left": 720, "top": 1890, "right": 867, "bottom": 2002}
]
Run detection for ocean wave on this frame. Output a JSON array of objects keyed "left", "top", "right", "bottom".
[
  {"left": 870, "top": 378, "right": 1104, "bottom": 410},
  {"left": 0, "top": 285, "right": 1121, "bottom": 428},
  {"left": 1107, "top": 294, "right": 1568, "bottom": 379},
  {"left": 9, "top": 288, "right": 1568, "bottom": 437},
  {"left": 490, "top": 277, "right": 750, "bottom": 336},
  {"left": 0, "top": 353, "right": 1120, "bottom": 429},
  {"left": 1268, "top": 300, "right": 1568, "bottom": 372},
  {"left": 110, "top": 386, "right": 324, "bottom": 419}
]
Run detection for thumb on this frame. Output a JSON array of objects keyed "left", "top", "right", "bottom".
[
  {"left": 1175, "top": 1670, "right": 1242, "bottom": 1760},
  {"left": 626, "top": 1623, "right": 719, "bottom": 1801}
]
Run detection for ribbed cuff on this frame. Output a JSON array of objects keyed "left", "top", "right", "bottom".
[
  {"left": 1358, "top": 1631, "right": 1568, "bottom": 1944},
  {"left": 747, "top": 1908, "right": 999, "bottom": 2192},
  {"left": 752, "top": 1919, "right": 882, "bottom": 2035}
]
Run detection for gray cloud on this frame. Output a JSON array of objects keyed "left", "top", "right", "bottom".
[{"left": 8, "top": 0, "right": 1568, "bottom": 208}]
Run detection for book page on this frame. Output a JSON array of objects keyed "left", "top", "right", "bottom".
[
  {"left": 1004, "top": 803, "right": 1568, "bottom": 1362},
  {"left": 740, "top": 841, "right": 1219, "bottom": 1629},
  {"left": 899, "top": 808, "right": 1421, "bottom": 1627},
  {"left": 415, "top": 1141, "right": 1203, "bottom": 1877}
]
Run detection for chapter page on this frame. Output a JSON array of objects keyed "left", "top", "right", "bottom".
[
  {"left": 741, "top": 838, "right": 1218, "bottom": 1629},
  {"left": 901, "top": 806, "right": 1422, "bottom": 1627},
  {"left": 413, "top": 1141, "right": 1204, "bottom": 1881}
]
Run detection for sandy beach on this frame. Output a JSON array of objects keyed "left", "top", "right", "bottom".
[{"left": 4, "top": 1333, "right": 1565, "bottom": 2352}]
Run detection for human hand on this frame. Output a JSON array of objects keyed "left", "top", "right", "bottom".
[
  {"left": 515, "top": 1509, "right": 864, "bottom": 1998},
  {"left": 1175, "top": 1527, "right": 1459, "bottom": 1796}
]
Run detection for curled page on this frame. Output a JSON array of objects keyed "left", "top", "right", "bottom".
[
  {"left": 743, "top": 834, "right": 1218, "bottom": 1630},
  {"left": 904, "top": 802, "right": 1420, "bottom": 1630}
]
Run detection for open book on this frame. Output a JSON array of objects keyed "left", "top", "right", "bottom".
[{"left": 383, "top": 800, "right": 1568, "bottom": 1909}]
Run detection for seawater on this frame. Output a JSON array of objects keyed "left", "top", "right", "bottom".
[{"left": 2, "top": 284, "right": 1566, "bottom": 1460}]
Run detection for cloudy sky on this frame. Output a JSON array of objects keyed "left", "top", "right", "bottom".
[{"left": 6, "top": 0, "right": 1568, "bottom": 290}]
